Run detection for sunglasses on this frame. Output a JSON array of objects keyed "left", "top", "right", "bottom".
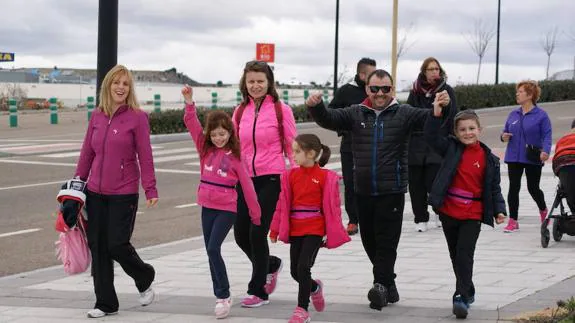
[
  {"left": 245, "top": 60, "right": 269, "bottom": 68},
  {"left": 455, "top": 109, "right": 477, "bottom": 118},
  {"left": 369, "top": 85, "right": 392, "bottom": 94}
]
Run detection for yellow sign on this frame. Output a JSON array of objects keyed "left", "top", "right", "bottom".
[{"left": 0, "top": 52, "right": 15, "bottom": 62}]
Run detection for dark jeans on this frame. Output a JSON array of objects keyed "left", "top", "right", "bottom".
[
  {"left": 507, "top": 162, "right": 547, "bottom": 220},
  {"left": 408, "top": 164, "right": 440, "bottom": 223},
  {"left": 235, "top": 174, "right": 282, "bottom": 299},
  {"left": 440, "top": 214, "right": 480, "bottom": 303},
  {"left": 559, "top": 167, "right": 575, "bottom": 214},
  {"left": 85, "top": 191, "right": 155, "bottom": 313},
  {"left": 202, "top": 207, "right": 236, "bottom": 299},
  {"left": 340, "top": 150, "right": 358, "bottom": 225},
  {"left": 290, "top": 235, "right": 322, "bottom": 311},
  {"left": 356, "top": 193, "right": 404, "bottom": 287}
]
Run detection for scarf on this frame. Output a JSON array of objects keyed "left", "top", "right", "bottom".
[{"left": 412, "top": 73, "right": 446, "bottom": 97}]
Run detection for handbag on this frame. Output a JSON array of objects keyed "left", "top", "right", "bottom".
[
  {"left": 55, "top": 211, "right": 91, "bottom": 275},
  {"left": 520, "top": 117, "right": 542, "bottom": 164}
]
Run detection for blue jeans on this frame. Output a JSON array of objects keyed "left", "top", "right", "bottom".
[{"left": 202, "top": 207, "right": 236, "bottom": 299}]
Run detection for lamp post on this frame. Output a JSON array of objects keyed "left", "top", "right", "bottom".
[
  {"left": 495, "top": 0, "right": 501, "bottom": 84},
  {"left": 333, "top": 0, "right": 340, "bottom": 93},
  {"left": 391, "top": 0, "right": 398, "bottom": 86},
  {"left": 96, "top": 0, "right": 118, "bottom": 106}
]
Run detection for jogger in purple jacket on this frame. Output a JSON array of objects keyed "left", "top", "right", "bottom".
[{"left": 500, "top": 80, "right": 552, "bottom": 232}]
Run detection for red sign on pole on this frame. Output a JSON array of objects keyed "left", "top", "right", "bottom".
[{"left": 256, "top": 43, "right": 275, "bottom": 63}]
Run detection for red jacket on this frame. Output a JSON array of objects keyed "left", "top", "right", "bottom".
[{"left": 270, "top": 168, "right": 350, "bottom": 249}]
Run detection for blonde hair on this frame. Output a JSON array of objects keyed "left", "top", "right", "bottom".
[{"left": 99, "top": 65, "right": 140, "bottom": 116}]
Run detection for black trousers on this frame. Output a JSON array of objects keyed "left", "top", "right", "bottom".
[
  {"left": 439, "top": 214, "right": 480, "bottom": 303},
  {"left": 235, "top": 174, "right": 282, "bottom": 299},
  {"left": 507, "top": 162, "right": 547, "bottom": 220},
  {"left": 408, "top": 164, "right": 440, "bottom": 223},
  {"left": 85, "top": 191, "right": 155, "bottom": 313},
  {"left": 340, "top": 150, "right": 358, "bottom": 225},
  {"left": 356, "top": 193, "right": 404, "bottom": 287},
  {"left": 559, "top": 168, "right": 575, "bottom": 214},
  {"left": 290, "top": 235, "right": 322, "bottom": 311}
]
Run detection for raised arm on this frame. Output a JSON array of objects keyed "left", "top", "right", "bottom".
[
  {"left": 181, "top": 85, "right": 205, "bottom": 153},
  {"left": 306, "top": 93, "right": 354, "bottom": 132},
  {"left": 423, "top": 102, "right": 450, "bottom": 157}
]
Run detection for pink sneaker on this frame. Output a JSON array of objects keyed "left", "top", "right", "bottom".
[
  {"left": 288, "top": 306, "right": 311, "bottom": 323},
  {"left": 539, "top": 209, "right": 548, "bottom": 223},
  {"left": 503, "top": 218, "right": 519, "bottom": 233},
  {"left": 241, "top": 295, "right": 269, "bottom": 308},
  {"left": 214, "top": 296, "right": 232, "bottom": 319},
  {"left": 264, "top": 259, "right": 283, "bottom": 295},
  {"left": 310, "top": 279, "right": 325, "bottom": 312}
]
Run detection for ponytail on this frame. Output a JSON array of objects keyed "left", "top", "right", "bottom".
[{"left": 317, "top": 144, "right": 331, "bottom": 167}]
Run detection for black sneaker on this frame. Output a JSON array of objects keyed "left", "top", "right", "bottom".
[
  {"left": 368, "top": 283, "right": 388, "bottom": 310},
  {"left": 387, "top": 284, "right": 400, "bottom": 303},
  {"left": 452, "top": 295, "right": 469, "bottom": 319}
]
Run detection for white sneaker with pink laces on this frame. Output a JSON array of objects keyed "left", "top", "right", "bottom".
[{"left": 214, "top": 296, "right": 232, "bottom": 319}]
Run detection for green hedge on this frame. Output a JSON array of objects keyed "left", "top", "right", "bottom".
[
  {"left": 150, "top": 80, "right": 575, "bottom": 134},
  {"left": 454, "top": 80, "right": 575, "bottom": 110},
  {"left": 149, "top": 105, "right": 313, "bottom": 135}
]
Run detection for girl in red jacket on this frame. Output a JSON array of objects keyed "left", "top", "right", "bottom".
[
  {"left": 182, "top": 85, "right": 261, "bottom": 319},
  {"left": 270, "top": 134, "right": 350, "bottom": 323}
]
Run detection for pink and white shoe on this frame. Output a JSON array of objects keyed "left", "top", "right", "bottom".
[
  {"left": 503, "top": 218, "right": 519, "bottom": 233},
  {"left": 288, "top": 306, "right": 311, "bottom": 323},
  {"left": 539, "top": 209, "right": 548, "bottom": 223},
  {"left": 264, "top": 259, "right": 283, "bottom": 295},
  {"left": 214, "top": 296, "right": 232, "bottom": 319},
  {"left": 240, "top": 295, "right": 269, "bottom": 308},
  {"left": 310, "top": 279, "right": 325, "bottom": 312}
]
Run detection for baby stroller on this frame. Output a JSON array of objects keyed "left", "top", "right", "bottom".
[{"left": 540, "top": 183, "right": 575, "bottom": 248}]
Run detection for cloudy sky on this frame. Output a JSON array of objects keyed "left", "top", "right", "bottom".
[{"left": 2, "top": 0, "right": 575, "bottom": 90}]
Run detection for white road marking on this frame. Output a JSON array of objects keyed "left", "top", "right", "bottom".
[
  {"left": 184, "top": 161, "right": 200, "bottom": 166},
  {"left": 0, "top": 228, "right": 42, "bottom": 238},
  {"left": 0, "top": 143, "right": 30, "bottom": 148},
  {"left": 558, "top": 116, "right": 575, "bottom": 120},
  {"left": 0, "top": 180, "right": 65, "bottom": 191},
  {"left": 153, "top": 153, "right": 198, "bottom": 163},
  {"left": 323, "top": 162, "right": 341, "bottom": 170},
  {"left": 175, "top": 203, "right": 198, "bottom": 209},
  {"left": 40, "top": 151, "right": 81, "bottom": 158},
  {"left": 485, "top": 124, "right": 505, "bottom": 129},
  {"left": 151, "top": 147, "right": 194, "bottom": 156},
  {"left": 0, "top": 159, "right": 76, "bottom": 166},
  {"left": 0, "top": 143, "right": 80, "bottom": 152},
  {"left": 155, "top": 168, "right": 200, "bottom": 174}
]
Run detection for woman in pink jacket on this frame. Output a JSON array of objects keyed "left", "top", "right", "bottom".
[
  {"left": 270, "top": 134, "right": 350, "bottom": 323},
  {"left": 75, "top": 65, "right": 159, "bottom": 318},
  {"left": 182, "top": 85, "right": 261, "bottom": 319},
  {"left": 233, "top": 60, "right": 297, "bottom": 307}
]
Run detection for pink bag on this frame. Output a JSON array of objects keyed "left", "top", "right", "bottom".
[{"left": 55, "top": 217, "right": 91, "bottom": 275}]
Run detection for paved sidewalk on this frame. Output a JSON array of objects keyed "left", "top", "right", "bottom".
[{"left": 1, "top": 173, "right": 574, "bottom": 323}]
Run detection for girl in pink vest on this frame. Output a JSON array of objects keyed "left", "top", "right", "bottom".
[
  {"left": 182, "top": 85, "right": 261, "bottom": 319},
  {"left": 270, "top": 134, "right": 351, "bottom": 323}
]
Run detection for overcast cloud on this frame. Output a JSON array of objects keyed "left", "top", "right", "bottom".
[{"left": 1, "top": 0, "right": 575, "bottom": 89}]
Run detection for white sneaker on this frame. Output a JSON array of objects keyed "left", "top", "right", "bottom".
[
  {"left": 432, "top": 214, "right": 442, "bottom": 228},
  {"left": 138, "top": 287, "right": 157, "bottom": 306},
  {"left": 215, "top": 296, "right": 232, "bottom": 319},
  {"left": 86, "top": 309, "right": 118, "bottom": 318},
  {"left": 415, "top": 222, "right": 428, "bottom": 232}
]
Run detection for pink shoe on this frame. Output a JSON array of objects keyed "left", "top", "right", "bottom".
[
  {"left": 539, "top": 209, "right": 548, "bottom": 223},
  {"left": 503, "top": 218, "right": 519, "bottom": 233},
  {"left": 288, "top": 306, "right": 311, "bottom": 323},
  {"left": 214, "top": 296, "right": 232, "bottom": 319},
  {"left": 310, "top": 279, "right": 325, "bottom": 312},
  {"left": 241, "top": 295, "right": 269, "bottom": 308},
  {"left": 264, "top": 259, "right": 283, "bottom": 295}
]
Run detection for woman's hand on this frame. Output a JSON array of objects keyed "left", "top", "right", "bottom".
[
  {"left": 501, "top": 133, "right": 513, "bottom": 142},
  {"left": 540, "top": 151, "right": 549, "bottom": 162},
  {"left": 181, "top": 85, "right": 194, "bottom": 105},
  {"left": 495, "top": 213, "right": 506, "bottom": 225},
  {"left": 146, "top": 198, "right": 159, "bottom": 208}
]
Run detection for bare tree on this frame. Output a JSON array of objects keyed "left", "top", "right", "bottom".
[
  {"left": 397, "top": 22, "right": 417, "bottom": 61},
  {"left": 464, "top": 20, "right": 495, "bottom": 84},
  {"left": 326, "top": 64, "right": 352, "bottom": 88},
  {"left": 541, "top": 27, "right": 559, "bottom": 80},
  {"left": 0, "top": 83, "right": 28, "bottom": 111}
]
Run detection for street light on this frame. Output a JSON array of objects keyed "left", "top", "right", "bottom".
[
  {"left": 333, "top": 0, "right": 340, "bottom": 93},
  {"left": 495, "top": 0, "right": 501, "bottom": 85},
  {"left": 96, "top": 0, "right": 118, "bottom": 106}
]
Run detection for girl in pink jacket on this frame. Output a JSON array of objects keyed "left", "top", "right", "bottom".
[
  {"left": 182, "top": 85, "right": 261, "bottom": 320},
  {"left": 270, "top": 134, "right": 350, "bottom": 323}
]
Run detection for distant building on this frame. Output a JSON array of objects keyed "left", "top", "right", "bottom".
[{"left": 550, "top": 70, "right": 575, "bottom": 81}]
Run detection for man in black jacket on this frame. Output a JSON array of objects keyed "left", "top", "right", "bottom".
[
  {"left": 328, "top": 57, "right": 376, "bottom": 235},
  {"left": 306, "top": 69, "right": 450, "bottom": 311}
]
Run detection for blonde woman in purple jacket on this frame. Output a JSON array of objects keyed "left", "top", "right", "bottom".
[
  {"left": 182, "top": 85, "right": 261, "bottom": 319},
  {"left": 75, "top": 65, "right": 159, "bottom": 318}
]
